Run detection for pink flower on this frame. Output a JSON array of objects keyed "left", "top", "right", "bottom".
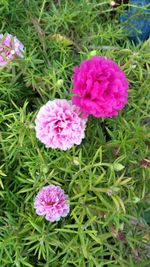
[
  {"left": 72, "top": 56, "right": 129, "bottom": 118},
  {"left": 0, "top": 33, "right": 24, "bottom": 67},
  {"left": 34, "top": 185, "right": 70, "bottom": 222},
  {"left": 35, "top": 99, "right": 87, "bottom": 150}
]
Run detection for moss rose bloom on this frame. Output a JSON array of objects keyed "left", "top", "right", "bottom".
[
  {"left": 35, "top": 99, "right": 87, "bottom": 150},
  {"left": 34, "top": 185, "right": 69, "bottom": 222},
  {"left": 72, "top": 56, "right": 129, "bottom": 118},
  {"left": 0, "top": 33, "right": 24, "bottom": 67}
]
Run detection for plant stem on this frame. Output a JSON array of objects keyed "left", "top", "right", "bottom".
[{"left": 38, "top": 0, "right": 47, "bottom": 23}]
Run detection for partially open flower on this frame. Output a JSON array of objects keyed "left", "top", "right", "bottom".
[
  {"left": 35, "top": 99, "right": 87, "bottom": 150},
  {"left": 0, "top": 33, "right": 24, "bottom": 67},
  {"left": 72, "top": 56, "right": 129, "bottom": 118},
  {"left": 34, "top": 185, "right": 70, "bottom": 222}
]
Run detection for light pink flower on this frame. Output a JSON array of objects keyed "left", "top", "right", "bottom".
[
  {"left": 72, "top": 56, "right": 129, "bottom": 118},
  {"left": 34, "top": 185, "right": 70, "bottom": 222},
  {"left": 110, "top": 1, "right": 117, "bottom": 6},
  {"left": 0, "top": 33, "right": 24, "bottom": 67},
  {"left": 35, "top": 99, "right": 87, "bottom": 150}
]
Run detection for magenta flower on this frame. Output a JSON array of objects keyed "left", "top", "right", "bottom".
[
  {"left": 72, "top": 56, "right": 129, "bottom": 118},
  {"left": 0, "top": 33, "right": 24, "bottom": 67},
  {"left": 34, "top": 185, "right": 70, "bottom": 222},
  {"left": 35, "top": 99, "right": 87, "bottom": 150}
]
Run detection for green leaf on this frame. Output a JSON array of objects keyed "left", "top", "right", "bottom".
[{"left": 113, "top": 163, "right": 125, "bottom": 171}]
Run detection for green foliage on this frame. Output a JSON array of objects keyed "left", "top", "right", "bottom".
[{"left": 0, "top": 0, "right": 150, "bottom": 266}]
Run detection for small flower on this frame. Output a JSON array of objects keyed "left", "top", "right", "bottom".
[
  {"left": 0, "top": 33, "right": 24, "bottom": 67},
  {"left": 34, "top": 185, "right": 70, "bottom": 222},
  {"left": 107, "top": 188, "right": 113, "bottom": 196},
  {"left": 117, "top": 231, "right": 125, "bottom": 241},
  {"left": 112, "top": 228, "right": 126, "bottom": 241},
  {"left": 35, "top": 99, "right": 87, "bottom": 150},
  {"left": 72, "top": 56, "right": 129, "bottom": 118},
  {"left": 110, "top": 1, "right": 117, "bottom": 6},
  {"left": 139, "top": 159, "right": 150, "bottom": 168}
]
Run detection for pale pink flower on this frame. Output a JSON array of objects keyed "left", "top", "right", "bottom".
[
  {"left": 35, "top": 99, "right": 87, "bottom": 150},
  {"left": 0, "top": 33, "right": 24, "bottom": 67},
  {"left": 72, "top": 56, "right": 129, "bottom": 118},
  {"left": 34, "top": 185, "right": 70, "bottom": 222},
  {"left": 110, "top": 1, "right": 117, "bottom": 6}
]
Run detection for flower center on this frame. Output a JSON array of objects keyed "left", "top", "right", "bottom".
[
  {"left": 54, "top": 120, "right": 64, "bottom": 133},
  {"left": 86, "top": 93, "right": 91, "bottom": 98},
  {"left": 47, "top": 201, "right": 55, "bottom": 206}
]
